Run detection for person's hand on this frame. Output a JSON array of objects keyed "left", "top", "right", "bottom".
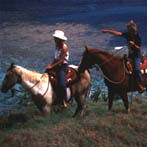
[
  {"left": 129, "top": 41, "right": 135, "bottom": 46},
  {"left": 46, "top": 65, "right": 52, "bottom": 70}
]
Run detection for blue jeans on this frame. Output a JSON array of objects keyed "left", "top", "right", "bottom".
[
  {"left": 57, "top": 64, "right": 68, "bottom": 101},
  {"left": 133, "top": 57, "right": 142, "bottom": 83}
]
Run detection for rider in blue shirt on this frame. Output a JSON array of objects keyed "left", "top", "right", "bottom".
[{"left": 101, "top": 20, "right": 144, "bottom": 93}]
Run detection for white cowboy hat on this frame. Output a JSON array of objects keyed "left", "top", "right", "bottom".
[{"left": 52, "top": 30, "right": 67, "bottom": 41}]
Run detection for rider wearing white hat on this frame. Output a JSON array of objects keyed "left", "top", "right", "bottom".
[
  {"left": 53, "top": 30, "right": 67, "bottom": 41},
  {"left": 46, "top": 30, "right": 69, "bottom": 107}
]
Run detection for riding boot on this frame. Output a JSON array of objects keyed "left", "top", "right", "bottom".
[
  {"left": 60, "top": 99, "right": 67, "bottom": 108},
  {"left": 137, "top": 83, "right": 145, "bottom": 93},
  {"left": 63, "top": 100, "right": 67, "bottom": 108},
  {"left": 134, "top": 69, "right": 145, "bottom": 93}
]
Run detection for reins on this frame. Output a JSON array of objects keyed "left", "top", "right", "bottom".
[
  {"left": 95, "top": 63, "right": 126, "bottom": 84},
  {"left": 11, "top": 73, "right": 47, "bottom": 97},
  {"left": 94, "top": 50, "right": 126, "bottom": 84}
]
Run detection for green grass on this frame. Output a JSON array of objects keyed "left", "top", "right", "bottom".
[{"left": 0, "top": 98, "right": 147, "bottom": 147}]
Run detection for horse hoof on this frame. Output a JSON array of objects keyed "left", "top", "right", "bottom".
[
  {"left": 80, "top": 112, "right": 84, "bottom": 117},
  {"left": 108, "top": 108, "right": 112, "bottom": 112},
  {"left": 127, "top": 108, "right": 130, "bottom": 114}
]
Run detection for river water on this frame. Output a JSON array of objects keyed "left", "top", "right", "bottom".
[{"left": 0, "top": 0, "right": 147, "bottom": 115}]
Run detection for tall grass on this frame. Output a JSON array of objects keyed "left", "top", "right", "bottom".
[{"left": 0, "top": 97, "right": 147, "bottom": 147}]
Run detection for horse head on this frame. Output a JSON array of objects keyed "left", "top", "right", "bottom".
[
  {"left": 78, "top": 45, "right": 95, "bottom": 73},
  {"left": 1, "top": 63, "right": 21, "bottom": 93}
]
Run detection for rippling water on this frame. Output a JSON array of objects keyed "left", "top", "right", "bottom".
[{"left": 0, "top": 0, "right": 147, "bottom": 115}]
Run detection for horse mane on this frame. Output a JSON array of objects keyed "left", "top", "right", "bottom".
[
  {"left": 14, "top": 65, "right": 48, "bottom": 83},
  {"left": 87, "top": 48, "right": 122, "bottom": 62}
]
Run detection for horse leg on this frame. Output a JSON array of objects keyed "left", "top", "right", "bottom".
[
  {"left": 121, "top": 93, "right": 130, "bottom": 113},
  {"left": 42, "top": 104, "right": 51, "bottom": 114},
  {"left": 73, "top": 94, "right": 86, "bottom": 117},
  {"left": 32, "top": 94, "right": 51, "bottom": 115},
  {"left": 79, "top": 94, "right": 86, "bottom": 117},
  {"left": 108, "top": 90, "right": 114, "bottom": 111},
  {"left": 35, "top": 103, "right": 51, "bottom": 116}
]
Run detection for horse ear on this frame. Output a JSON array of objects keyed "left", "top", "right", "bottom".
[
  {"left": 84, "top": 45, "right": 89, "bottom": 53},
  {"left": 10, "top": 63, "right": 15, "bottom": 69},
  {"left": 83, "top": 42, "right": 89, "bottom": 53}
]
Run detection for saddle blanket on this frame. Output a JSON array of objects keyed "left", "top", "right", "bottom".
[
  {"left": 125, "top": 55, "right": 147, "bottom": 74},
  {"left": 140, "top": 55, "right": 147, "bottom": 74}
]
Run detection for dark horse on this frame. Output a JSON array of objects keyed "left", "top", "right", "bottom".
[{"left": 78, "top": 46, "right": 147, "bottom": 113}]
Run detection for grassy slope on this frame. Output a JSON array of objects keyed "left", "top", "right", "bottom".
[{"left": 0, "top": 98, "right": 147, "bottom": 147}]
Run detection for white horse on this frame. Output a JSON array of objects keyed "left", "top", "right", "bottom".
[{"left": 1, "top": 63, "right": 91, "bottom": 116}]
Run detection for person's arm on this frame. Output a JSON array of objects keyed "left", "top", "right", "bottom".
[
  {"left": 101, "top": 29, "right": 123, "bottom": 36},
  {"left": 46, "top": 44, "right": 68, "bottom": 69},
  {"left": 129, "top": 41, "right": 141, "bottom": 50}
]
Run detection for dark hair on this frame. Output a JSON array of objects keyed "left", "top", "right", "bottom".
[{"left": 126, "top": 20, "right": 138, "bottom": 32}]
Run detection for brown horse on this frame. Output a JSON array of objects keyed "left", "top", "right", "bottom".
[
  {"left": 78, "top": 46, "right": 147, "bottom": 113},
  {"left": 1, "top": 64, "right": 91, "bottom": 117}
]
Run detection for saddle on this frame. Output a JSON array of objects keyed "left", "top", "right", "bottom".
[
  {"left": 47, "top": 65, "right": 79, "bottom": 90},
  {"left": 124, "top": 55, "right": 147, "bottom": 74}
]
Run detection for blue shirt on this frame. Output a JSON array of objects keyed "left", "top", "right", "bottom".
[{"left": 122, "top": 32, "right": 142, "bottom": 58}]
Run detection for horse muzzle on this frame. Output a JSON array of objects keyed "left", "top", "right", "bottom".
[{"left": 1, "top": 86, "right": 8, "bottom": 93}]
